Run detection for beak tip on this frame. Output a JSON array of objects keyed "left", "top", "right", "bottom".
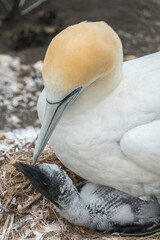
[{"left": 13, "top": 161, "right": 26, "bottom": 172}]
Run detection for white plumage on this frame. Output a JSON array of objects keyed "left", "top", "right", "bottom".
[
  {"left": 38, "top": 51, "right": 160, "bottom": 199},
  {"left": 35, "top": 22, "right": 160, "bottom": 200}
]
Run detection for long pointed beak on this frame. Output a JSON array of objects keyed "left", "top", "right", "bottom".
[
  {"left": 14, "top": 162, "right": 39, "bottom": 180},
  {"left": 33, "top": 87, "right": 82, "bottom": 164}
]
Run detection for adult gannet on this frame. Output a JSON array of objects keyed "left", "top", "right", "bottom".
[
  {"left": 33, "top": 21, "right": 160, "bottom": 199},
  {"left": 14, "top": 162, "right": 160, "bottom": 233}
]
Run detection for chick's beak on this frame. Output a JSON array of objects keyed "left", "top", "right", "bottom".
[
  {"left": 14, "top": 162, "right": 39, "bottom": 181},
  {"left": 33, "top": 87, "right": 82, "bottom": 164}
]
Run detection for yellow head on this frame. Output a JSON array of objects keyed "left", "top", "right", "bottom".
[{"left": 42, "top": 21, "right": 122, "bottom": 102}]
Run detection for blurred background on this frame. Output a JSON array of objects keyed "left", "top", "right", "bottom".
[
  {"left": 0, "top": 0, "right": 160, "bottom": 130},
  {"left": 0, "top": 0, "right": 160, "bottom": 63}
]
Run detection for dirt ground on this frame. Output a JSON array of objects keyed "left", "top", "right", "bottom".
[{"left": 0, "top": 0, "right": 160, "bottom": 64}]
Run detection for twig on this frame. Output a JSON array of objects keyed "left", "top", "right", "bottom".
[
  {"left": 18, "top": 193, "right": 42, "bottom": 212},
  {"left": 0, "top": 203, "right": 13, "bottom": 214},
  {"left": 22, "top": 136, "right": 37, "bottom": 149},
  {"left": 5, "top": 214, "right": 14, "bottom": 240},
  {"left": 28, "top": 136, "right": 38, "bottom": 148},
  {"left": 1, "top": 214, "right": 10, "bottom": 240},
  {"left": 3, "top": 153, "right": 12, "bottom": 163}
]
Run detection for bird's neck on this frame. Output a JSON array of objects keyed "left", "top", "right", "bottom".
[
  {"left": 101, "top": 61, "right": 123, "bottom": 97},
  {"left": 55, "top": 190, "right": 87, "bottom": 225},
  {"left": 53, "top": 181, "right": 80, "bottom": 209},
  {"left": 70, "top": 61, "right": 122, "bottom": 111}
]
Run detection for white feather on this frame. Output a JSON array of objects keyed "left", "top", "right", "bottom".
[{"left": 38, "top": 51, "right": 160, "bottom": 199}]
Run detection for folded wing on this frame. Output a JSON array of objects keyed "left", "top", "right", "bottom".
[{"left": 120, "top": 120, "right": 160, "bottom": 175}]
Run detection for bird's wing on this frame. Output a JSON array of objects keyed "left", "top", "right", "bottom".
[{"left": 120, "top": 120, "right": 160, "bottom": 175}]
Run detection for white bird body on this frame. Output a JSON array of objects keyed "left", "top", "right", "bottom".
[{"left": 38, "top": 50, "right": 160, "bottom": 199}]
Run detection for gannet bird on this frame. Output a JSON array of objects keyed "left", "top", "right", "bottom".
[
  {"left": 14, "top": 162, "right": 160, "bottom": 233},
  {"left": 33, "top": 21, "right": 160, "bottom": 200}
]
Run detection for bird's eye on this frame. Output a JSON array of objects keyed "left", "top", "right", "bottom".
[{"left": 41, "top": 177, "right": 48, "bottom": 185}]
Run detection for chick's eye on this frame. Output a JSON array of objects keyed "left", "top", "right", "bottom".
[{"left": 41, "top": 177, "right": 48, "bottom": 185}]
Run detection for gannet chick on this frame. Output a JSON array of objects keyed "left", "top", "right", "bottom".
[
  {"left": 33, "top": 21, "right": 160, "bottom": 200},
  {"left": 14, "top": 162, "right": 160, "bottom": 233}
]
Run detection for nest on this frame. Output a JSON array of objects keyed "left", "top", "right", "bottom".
[{"left": 0, "top": 140, "right": 160, "bottom": 240}]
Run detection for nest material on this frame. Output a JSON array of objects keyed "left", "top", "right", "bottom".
[{"left": 0, "top": 141, "right": 160, "bottom": 240}]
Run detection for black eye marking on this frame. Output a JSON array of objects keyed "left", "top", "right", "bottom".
[{"left": 47, "top": 87, "right": 82, "bottom": 104}]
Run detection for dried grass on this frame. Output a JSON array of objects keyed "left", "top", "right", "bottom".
[{"left": 0, "top": 141, "right": 160, "bottom": 239}]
